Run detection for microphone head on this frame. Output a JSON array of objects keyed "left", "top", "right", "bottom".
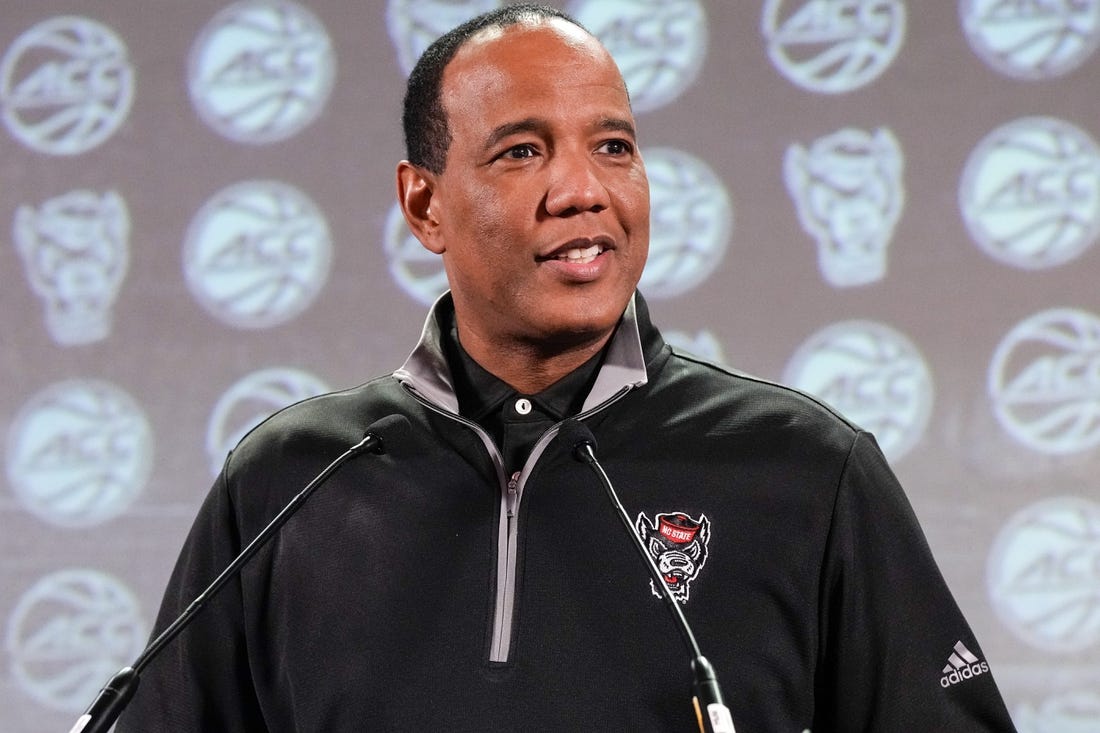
[
  {"left": 558, "top": 418, "right": 597, "bottom": 462},
  {"left": 361, "top": 414, "right": 413, "bottom": 455}
]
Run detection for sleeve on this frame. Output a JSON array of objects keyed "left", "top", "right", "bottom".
[
  {"left": 114, "top": 462, "right": 269, "bottom": 732},
  {"left": 813, "top": 431, "right": 1017, "bottom": 732}
]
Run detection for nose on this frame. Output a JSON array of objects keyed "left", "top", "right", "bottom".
[{"left": 545, "top": 152, "right": 611, "bottom": 216}]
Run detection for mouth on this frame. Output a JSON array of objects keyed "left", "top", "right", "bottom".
[{"left": 538, "top": 236, "right": 614, "bottom": 266}]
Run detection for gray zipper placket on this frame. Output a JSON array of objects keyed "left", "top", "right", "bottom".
[
  {"left": 404, "top": 384, "right": 633, "bottom": 663},
  {"left": 488, "top": 386, "right": 634, "bottom": 662}
]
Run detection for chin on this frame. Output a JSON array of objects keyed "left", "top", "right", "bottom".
[{"left": 536, "top": 302, "right": 624, "bottom": 344}]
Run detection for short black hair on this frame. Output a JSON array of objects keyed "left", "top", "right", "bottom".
[{"left": 402, "top": 3, "right": 587, "bottom": 174}]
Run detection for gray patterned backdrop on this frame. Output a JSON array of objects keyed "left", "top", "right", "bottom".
[{"left": 2, "top": 1, "right": 1099, "bottom": 730}]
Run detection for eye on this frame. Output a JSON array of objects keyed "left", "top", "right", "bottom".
[
  {"left": 598, "top": 139, "right": 633, "bottom": 156},
  {"left": 502, "top": 144, "right": 537, "bottom": 160}
]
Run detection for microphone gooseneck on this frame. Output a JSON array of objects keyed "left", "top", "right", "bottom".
[
  {"left": 67, "top": 414, "right": 408, "bottom": 733},
  {"left": 559, "top": 419, "right": 736, "bottom": 733}
]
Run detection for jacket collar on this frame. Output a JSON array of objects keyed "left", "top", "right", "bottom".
[{"left": 394, "top": 292, "right": 649, "bottom": 415}]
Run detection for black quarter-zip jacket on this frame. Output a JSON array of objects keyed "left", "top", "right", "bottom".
[{"left": 116, "top": 293, "right": 1016, "bottom": 732}]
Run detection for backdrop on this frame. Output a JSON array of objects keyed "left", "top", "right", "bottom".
[{"left": 2, "top": 1, "right": 1099, "bottom": 729}]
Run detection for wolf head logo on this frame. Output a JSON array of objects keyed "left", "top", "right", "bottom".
[{"left": 635, "top": 511, "right": 711, "bottom": 603}]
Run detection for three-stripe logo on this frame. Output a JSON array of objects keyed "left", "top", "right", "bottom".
[{"left": 940, "top": 641, "right": 990, "bottom": 688}]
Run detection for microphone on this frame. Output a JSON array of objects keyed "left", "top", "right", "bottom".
[
  {"left": 67, "top": 414, "right": 409, "bottom": 733},
  {"left": 559, "top": 419, "right": 737, "bottom": 733}
]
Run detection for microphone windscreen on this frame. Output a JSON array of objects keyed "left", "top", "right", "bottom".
[
  {"left": 362, "top": 413, "right": 414, "bottom": 454},
  {"left": 558, "top": 418, "right": 597, "bottom": 460}
]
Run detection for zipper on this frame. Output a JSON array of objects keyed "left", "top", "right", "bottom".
[
  {"left": 487, "top": 385, "right": 635, "bottom": 662},
  {"left": 402, "top": 383, "right": 634, "bottom": 663},
  {"left": 506, "top": 471, "right": 520, "bottom": 517},
  {"left": 491, "top": 469, "right": 522, "bottom": 662}
]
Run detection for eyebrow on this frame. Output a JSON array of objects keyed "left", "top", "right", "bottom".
[
  {"left": 482, "top": 116, "right": 638, "bottom": 152},
  {"left": 484, "top": 118, "right": 545, "bottom": 151},
  {"left": 595, "top": 117, "right": 637, "bottom": 140}
]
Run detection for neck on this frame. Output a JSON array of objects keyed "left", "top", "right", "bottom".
[{"left": 456, "top": 326, "right": 612, "bottom": 394}]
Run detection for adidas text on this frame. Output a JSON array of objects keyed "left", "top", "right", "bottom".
[{"left": 940, "top": 661, "right": 989, "bottom": 688}]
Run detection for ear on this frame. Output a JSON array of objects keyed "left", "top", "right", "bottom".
[{"left": 396, "top": 161, "right": 445, "bottom": 254}]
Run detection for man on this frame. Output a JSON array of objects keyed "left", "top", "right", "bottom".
[{"left": 117, "top": 5, "right": 1016, "bottom": 731}]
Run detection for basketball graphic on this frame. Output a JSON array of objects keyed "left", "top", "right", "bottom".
[
  {"left": 6, "top": 380, "right": 153, "bottom": 528},
  {"left": 987, "top": 497, "right": 1100, "bottom": 653},
  {"left": 762, "top": 0, "right": 906, "bottom": 93},
  {"left": 959, "top": 117, "right": 1100, "bottom": 270},
  {"left": 0, "top": 16, "right": 134, "bottom": 155},
  {"left": 6, "top": 570, "right": 146, "bottom": 712},
  {"left": 642, "top": 147, "right": 732, "bottom": 299},
  {"left": 183, "top": 180, "right": 332, "bottom": 329},
  {"left": 189, "top": 0, "right": 335, "bottom": 144}
]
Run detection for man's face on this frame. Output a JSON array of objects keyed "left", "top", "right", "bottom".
[{"left": 423, "top": 20, "right": 649, "bottom": 352}]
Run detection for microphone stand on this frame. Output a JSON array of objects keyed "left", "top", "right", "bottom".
[
  {"left": 67, "top": 428, "right": 389, "bottom": 733},
  {"left": 569, "top": 425, "right": 737, "bottom": 733}
]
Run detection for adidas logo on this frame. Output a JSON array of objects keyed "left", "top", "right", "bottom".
[{"left": 939, "top": 641, "right": 989, "bottom": 688}]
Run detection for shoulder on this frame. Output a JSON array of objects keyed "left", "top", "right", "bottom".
[
  {"left": 225, "top": 374, "right": 408, "bottom": 474},
  {"left": 647, "top": 346, "right": 862, "bottom": 449}
]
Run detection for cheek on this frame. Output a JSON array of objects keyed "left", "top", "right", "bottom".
[
  {"left": 621, "top": 170, "right": 651, "bottom": 230},
  {"left": 457, "top": 185, "right": 518, "bottom": 243},
  {"left": 439, "top": 192, "right": 525, "bottom": 291}
]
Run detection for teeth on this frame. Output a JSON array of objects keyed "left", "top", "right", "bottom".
[{"left": 556, "top": 244, "right": 602, "bottom": 263}]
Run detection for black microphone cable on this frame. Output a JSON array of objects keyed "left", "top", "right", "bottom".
[
  {"left": 560, "top": 419, "right": 737, "bottom": 733},
  {"left": 67, "top": 414, "right": 408, "bottom": 733}
]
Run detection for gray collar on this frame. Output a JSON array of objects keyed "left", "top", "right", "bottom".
[{"left": 393, "top": 292, "right": 648, "bottom": 414}]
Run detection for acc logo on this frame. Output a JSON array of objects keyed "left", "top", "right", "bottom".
[
  {"left": 12, "top": 189, "right": 129, "bottom": 346},
  {"left": 384, "top": 202, "right": 449, "bottom": 306},
  {"left": 0, "top": 16, "right": 133, "bottom": 155},
  {"left": 960, "top": 0, "right": 1100, "bottom": 80},
  {"left": 205, "top": 367, "right": 330, "bottom": 475},
  {"left": 783, "top": 320, "right": 932, "bottom": 462},
  {"left": 184, "top": 180, "right": 332, "bottom": 329},
  {"left": 5, "top": 569, "right": 146, "bottom": 713},
  {"left": 987, "top": 308, "right": 1100, "bottom": 455},
  {"left": 987, "top": 496, "right": 1100, "bottom": 653},
  {"left": 784, "top": 127, "right": 904, "bottom": 287},
  {"left": 189, "top": 0, "right": 335, "bottom": 144},
  {"left": 635, "top": 511, "right": 711, "bottom": 603},
  {"left": 664, "top": 329, "right": 727, "bottom": 365},
  {"left": 569, "top": 0, "right": 708, "bottom": 113},
  {"left": 6, "top": 379, "right": 153, "bottom": 528},
  {"left": 762, "top": 0, "right": 906, "bottom": 94},
  {"left": 386, "top": 0, "right": 499, "bottom": 76},
  {"left": 1013, "top": 690, "right": 1100, "bottom": 733},
  {"left": 960, "top": 117, "right": 1100, "bottom": 270},
  {"left": 642, "top": 147, "right": 732, "bottom": 299}
]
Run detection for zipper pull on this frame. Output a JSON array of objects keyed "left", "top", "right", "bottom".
[{"left": 506, "top": 471, "right": 521, "bottom": 517}]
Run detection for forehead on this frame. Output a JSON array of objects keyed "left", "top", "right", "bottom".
[
  {"left": 460, "top": 15, "right": 597, "bottom": 55},
  {"left": 441, "top": 20, "right": 629, "bottom": 118}
]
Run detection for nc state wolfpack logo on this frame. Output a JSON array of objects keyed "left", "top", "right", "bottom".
[{"left": 635, "top": 511, "right": 710, "bottom": 603}]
